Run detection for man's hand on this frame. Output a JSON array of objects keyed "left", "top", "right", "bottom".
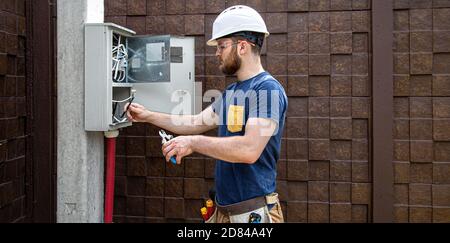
[
  {"left": 162, "top": 136, "right": 195, "bottom": 164},
  {"left": 125, "top": 103, "right": 151, "bottom": 123}
]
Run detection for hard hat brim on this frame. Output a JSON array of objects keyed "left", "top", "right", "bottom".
[{"left": 206, "top": 32, "right": 269, "bottom": 46}]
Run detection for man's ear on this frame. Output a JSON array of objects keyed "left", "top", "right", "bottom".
[{"left": 239, "top": 42, "right": 247, "bottom": 55}]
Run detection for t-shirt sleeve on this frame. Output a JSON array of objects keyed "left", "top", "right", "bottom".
[{"left": 247, "top": 80, "right": 287, "bottom": 125}]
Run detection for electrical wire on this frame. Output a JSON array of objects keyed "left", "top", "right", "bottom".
[
  {"left": 113, "top": 116, "right": 128, "bottom": 124},
  {"left": 120, "top": 96, "right": 134, "bottom": 118},
  {"left": 112, "top": 95, "right": 134, "bottom": 103},
  {"left": 112, "top": 34, "right": 128, "bottom": 82},
  {"left": 112, "top": 91, "right": 136, "bottom": 124}
]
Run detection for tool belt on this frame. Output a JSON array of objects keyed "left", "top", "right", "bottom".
[{"left": 216, "top": 193, "right": 279, "bottom": 216}]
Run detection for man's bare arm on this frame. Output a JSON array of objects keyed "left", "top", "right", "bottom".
[
  {"left": 162, "top": 118, "right": 277, "bottom": 164},
  {"left": 126, "top": 103, "right": 218, "bottom": 135}
]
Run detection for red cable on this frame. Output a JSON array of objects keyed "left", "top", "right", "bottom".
[{"left": 104, "top": 136, "right": 116, "bottom": 223}]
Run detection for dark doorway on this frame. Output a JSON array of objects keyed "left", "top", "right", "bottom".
[{"left": 24, "top": 0, "right": 57, "bottom": 223}]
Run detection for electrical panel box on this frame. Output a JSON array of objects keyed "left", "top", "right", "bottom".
[{"left": 85, "top": 23, "right": 196, "bottom": 131}]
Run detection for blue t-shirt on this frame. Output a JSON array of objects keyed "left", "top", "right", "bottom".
[{"left": 211, "top": 71, "right": 288, "bottom": 206}]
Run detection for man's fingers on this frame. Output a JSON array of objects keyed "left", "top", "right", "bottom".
[
  {"left": 162, "top": 142, "right": 174, "bottom": 155},
  {"left": 128, "top": 105, "right": 139, "bottom": 112},
  {"left": 126, "top": 109, "right": 133, "bottom": 120},
  {"left": 124, "top": 102, "right": 135, "bottom": 112},
  {"left": 123, "top": 103, "right": 148, "bottom": 123},
  {"left": 176, "top": 154, "right": 183, "bottom": 165},
  {"left": 162, "top": 140, "right": 173, "bottom": 151},
  {"left": 130, "top": 103, "right": 145, "bottom": 109},
  {"left": 165, "top": 149, "right": 177, "bottom": 163},
  {"left": 126, "top": 110, "right": 137, "bottom": 122}
]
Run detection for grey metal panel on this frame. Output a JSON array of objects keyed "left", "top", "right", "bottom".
[
  {"left": 85, "top": 24, "right": 108, "bottom": 131},
  {"left": 85, "top": 24, "right": 134, "bottom": 131},
  {"left": 133, "top": 36, "right": 196, "bottom": 115},
  {"left": 85, "top": 23, "right": 136, "bottom": 37},
  {"left": 85, "top": 25, "right": 196, "bottom": 131},
  {"left": 171, "top": 36, "right": 196, "bottom": 115}
]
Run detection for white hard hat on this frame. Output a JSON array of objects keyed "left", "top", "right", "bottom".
[{"left": 207, "top": 5, "right": 270, "bottom": 46}]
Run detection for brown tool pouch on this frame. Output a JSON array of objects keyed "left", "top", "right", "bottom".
[{"left": 205, "top": 193, "right": 279, "bottom": 223}]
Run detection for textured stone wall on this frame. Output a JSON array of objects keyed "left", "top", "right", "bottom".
[{"left": 105, "top": 0, "right": 373, "bottom": 223}]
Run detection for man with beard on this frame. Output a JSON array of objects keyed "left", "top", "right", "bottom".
[{"left": 125, "top": 5, "right": 287, "bottom": 223}]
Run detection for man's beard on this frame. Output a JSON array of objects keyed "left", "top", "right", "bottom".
[{"left": 219, "top": 47, "right": 241, "bottom": 76}]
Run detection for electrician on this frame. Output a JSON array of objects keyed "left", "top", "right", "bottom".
[{"left": 125, "top": 5, "right": 287, "bottom": 223}]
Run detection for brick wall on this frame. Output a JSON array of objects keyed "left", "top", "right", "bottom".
[
  {"left": 0, "top": 0, "right": 27, "bottom": 223},
  {"left": 106, "top": 0, "right": 373, "bottom": 223},
  {"left": 393, "top": 0, "right": 450, "bottom": 223}
]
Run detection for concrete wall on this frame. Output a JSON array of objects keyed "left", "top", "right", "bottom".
[{"left": 57, "top": 0, "right": 105, "bottom": 223}]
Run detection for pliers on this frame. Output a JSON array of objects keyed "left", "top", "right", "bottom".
[{"left": 159, "top": 129, "right": 177, "bottom": 165}]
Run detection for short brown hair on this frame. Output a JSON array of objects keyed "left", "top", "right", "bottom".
[{"left": 232, "top": 36, "right": 262, "bottom": 56}]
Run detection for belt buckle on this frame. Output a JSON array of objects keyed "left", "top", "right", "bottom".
[{"left": 265, "top": 193, "right": 278, "bottom": 205}]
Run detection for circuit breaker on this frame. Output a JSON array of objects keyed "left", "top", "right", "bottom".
[{"left": 85, "top": 23, "right": 196, "bottom": 131}]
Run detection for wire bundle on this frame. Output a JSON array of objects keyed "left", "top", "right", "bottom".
[
  {"left": 112, "top": 34, "right": 128, "bottom": 82},
  {"left": 112, "top": 90, "right": 136, "bottom": 124}
]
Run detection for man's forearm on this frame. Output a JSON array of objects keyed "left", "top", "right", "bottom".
[
  {"left": 146, "top": 111, "right": 211, "bottom": 135},
  {"left": 191, "top": 135, "right": 259, "bottom": 164}
]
